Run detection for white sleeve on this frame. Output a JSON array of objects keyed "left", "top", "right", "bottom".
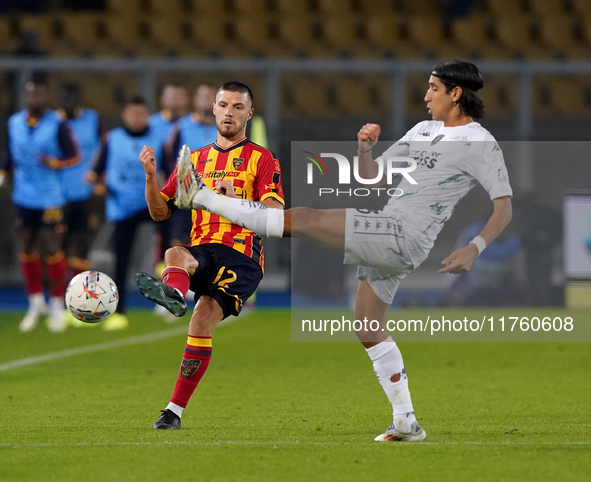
[{"left": 466, "top": 140, "right": 513, "bottom": 200}]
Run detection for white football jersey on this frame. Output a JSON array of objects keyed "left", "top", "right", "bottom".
[{"left": 379, "top": 120, "right": 512, "bottom": 236}]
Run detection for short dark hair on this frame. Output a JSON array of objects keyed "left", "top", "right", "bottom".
[
  {"left": 126, "top": 95, "right": 148, "bottom": 106},
  {"left": 57, "top": 82, "right": 81, "bottom": 96},
  {"left": 25, "top": 78, "right": 47, "bottom": 91},
  {"left": 218, "top": 81, "right": 253, "bottom": 105},
  {"left": 28, "top": 71, "right": 48, "bottom": 88},
  {"left": 432, "top": 60, "right": 484, "bottom": 120}
]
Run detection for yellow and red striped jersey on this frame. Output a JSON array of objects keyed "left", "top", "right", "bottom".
[{"left": 160, "top": 137, "right": 285, "bottom": 268}]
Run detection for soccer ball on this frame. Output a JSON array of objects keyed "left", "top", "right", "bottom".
[{"left": 65, "top": 271, "right": 119, "bottom": 323}]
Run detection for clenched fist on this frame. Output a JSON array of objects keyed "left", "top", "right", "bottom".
[
  {"left": 215, "top": 179, "right": 238, "bottom": 198},
  {"left": 139, "top": 145, "right": 157, "bottom": 177},
  {"left": 358, "top": 123, "right": 381, "bottom": 153}
]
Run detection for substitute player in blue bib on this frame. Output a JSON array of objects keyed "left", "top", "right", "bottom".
[
  {"left": 55, "top": 83, "right": 103, "bottom": 279},
  {"left": 92, "top": 96, "right": 165, "bottom": 330},
  {"left": 149, "top": 84, "right": 189, "bottom": 154},
  {"left": 1, "top": 80, "right": 79, "bottom": 333}
]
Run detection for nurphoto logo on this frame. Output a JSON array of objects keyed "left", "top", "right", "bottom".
[{"left": 302, "top": 151, "right": 418, "bottom": 197}]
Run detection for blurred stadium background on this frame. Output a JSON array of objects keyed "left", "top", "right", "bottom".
[{"left": 2, "top": 0, "right": 591, "bottom": 310}]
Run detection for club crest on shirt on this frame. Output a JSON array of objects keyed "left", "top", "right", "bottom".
[
  {"left": 233, "top": 157, "right": 244, "bottom": 169},
  {"left": 180, "top": 358, "right": 202, "bottom": 379}
]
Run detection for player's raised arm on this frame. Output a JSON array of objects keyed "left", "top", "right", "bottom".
[
  {"left": 439, "top": 196, "right": 512, "bottom": 274},
  {"left": 139, "top": 144, "right": 171, "bottom": 221},
  {"left": 357, "top": 123, "right": 386, "bottom": 187}
]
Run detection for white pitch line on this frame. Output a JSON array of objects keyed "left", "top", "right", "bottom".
[
  {"left": 0, "top": 441, "right": 590, "bottom": 448},
  {"left": 0, "top": 326, "right": 188, "bottom": 373}
]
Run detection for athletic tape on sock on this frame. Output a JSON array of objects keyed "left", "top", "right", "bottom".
[{"left": 388, "top": 387, "right": 410, "bottom": 406}]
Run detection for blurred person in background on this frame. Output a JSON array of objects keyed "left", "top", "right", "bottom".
[
  {"left": 150, "top": 84, "right": 189, "bottom": 307},
  {"left": 0, "top": 80, "right": 79, "bottom": 333},
  {"left": 91, "top": 96, "right": 164, "bottom": 330},
  {"left": 167, "top": 84, "right": 218, "bottom": 247},
  {"left": 150, "top": 83, "right": 189, "bottom": 176},
  {"left": 55, "top": 83, "right": 104, "bottom": 281}
]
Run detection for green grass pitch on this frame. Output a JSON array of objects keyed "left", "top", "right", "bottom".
[{"left": 0, "top": 308, "right": 590, "bottom": 481}]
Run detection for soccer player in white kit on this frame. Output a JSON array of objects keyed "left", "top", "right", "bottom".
[{"left": 173, "top": 61, "right": 513, "bottom": 442}]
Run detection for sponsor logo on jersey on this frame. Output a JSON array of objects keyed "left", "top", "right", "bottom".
[
  {"left": 200, "top": 170, "right": 241, "bottom": 179},
  {"left": 198, "top": 158, "right": 213, "bottom": 165},
  {"left": 420, "top": 132, "right": 431, "bottom": 137},
  {"left": 411, "top": 149, "right": 442, "bottom": 169}
]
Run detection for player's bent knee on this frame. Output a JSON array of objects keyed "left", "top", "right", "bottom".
[{"left": 164, "top": 246, "right": 198, "bottom": 272}]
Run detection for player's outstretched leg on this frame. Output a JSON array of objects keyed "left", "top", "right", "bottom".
[
  {"left": 136, "top": 272, "right": 188, "bottom": 317},
  {"left": 175, "top": 145, "right": 284, "bottom": 238}
]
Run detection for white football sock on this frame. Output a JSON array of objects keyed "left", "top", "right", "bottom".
[
  {"left": 166, "top": 402, "right": 184, "bottom": 418},
  {"left": 365, "top": 336, "right": 416, "bottom": 432},
  {"left": 28, "top": 293, "right": 46, "bottom": 311},
  {"left": 193, "top": 188, "right": 284, "bottom": 238}
]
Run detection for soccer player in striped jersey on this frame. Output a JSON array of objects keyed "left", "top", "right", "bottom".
[
  {"left": 137, "top": 81, "right": 284, "bottom": 429},
  {"left": 175, "top": 61, "right": 513, "bottom": 442}
]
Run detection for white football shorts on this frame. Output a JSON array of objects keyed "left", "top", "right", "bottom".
[{"left": 344, "top": 208, "right": 433, "bottom": 304}]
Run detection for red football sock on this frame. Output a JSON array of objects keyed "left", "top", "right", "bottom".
[
  {"left": 161, "top": 266, "right": 191, "bottom": 297},
  {"left": 170, "top": 336, "right": 212, "bottom": 408},
  {"left": 45, "top": 251, "right": 67, "bottom": 298},
  {"left": 19, "top": 252, "right": 43, "bottom": 294}
]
